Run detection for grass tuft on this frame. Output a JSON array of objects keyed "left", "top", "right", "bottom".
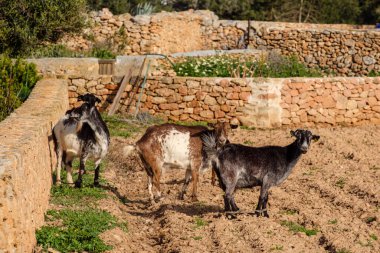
[
  {"left": 280, "top": 221, "right": 318, "bottom": 236},
  {"left": 194, "top": 216, "right": 208, "bottom": 229},
  {"left": 37, "top": 209, "right": 127, "bottom": 252}
]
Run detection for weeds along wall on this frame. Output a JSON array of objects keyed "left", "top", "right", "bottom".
[
  {"left": 59, "top": 9, "right": 380, "bottom": 76},
  {"left": 0, "top": 78, "right": 68, "bottom": 252}
]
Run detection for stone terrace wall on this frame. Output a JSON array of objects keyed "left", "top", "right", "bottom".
[
  {"left": 60, "top": 9, "right": 380, "bottom": 76},
  {"left": 0, "top": 79, "right": 68, "bottom": 252},
  {"left": 66, "top": 74, "right": 380, "bottom": 128}
]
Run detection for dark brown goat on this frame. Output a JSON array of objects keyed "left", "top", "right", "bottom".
[
  {"left": 125, "top": 122, "right": 237, "bottom": 203},
  {"left": 202, "top": 129, "right": 320, "bottom": 217}
]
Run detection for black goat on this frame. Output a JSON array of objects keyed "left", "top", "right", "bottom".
[
  {"left": 53, "top": 94, "right": 110, "bottom": 188},
  {"left": 202, "top": 129, "right": 320, "bottom": 217}
]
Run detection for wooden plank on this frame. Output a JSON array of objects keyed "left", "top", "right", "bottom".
[
  {"left": 107, "top": 68, "right": 133, "bottom": 116},
  {"left": 124, "top": 57, "right": 147, "bottom": 113}
]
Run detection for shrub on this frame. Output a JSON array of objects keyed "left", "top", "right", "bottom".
[
  {"left": 0, "top": 0, "right": 87, "bottom": 57},
  {"left": 173, "top": 53, "right": 324, "bottom": 78},
  {"left": 0, "top": 55, "right": 41, "bottom": 121},
  {"left": 28, "top": 44, "right": 116, "bottom": 59}
]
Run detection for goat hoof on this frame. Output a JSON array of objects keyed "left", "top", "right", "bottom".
[
  {"left": 93, "top": 181, "right": 100, "bottom": 187},
  {"left": 75, "top": 181, "right": 82, "bottom": 188},
  {"left": 191, "top": 196, "right": 199, "bottom": 202}
]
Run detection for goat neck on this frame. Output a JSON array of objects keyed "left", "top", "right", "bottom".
[
  {"left": 83, "top": 108, "right": 110, "bottom": 144},
  {"left": 285, "top": 139, "right": 304, "bottom": 168}
]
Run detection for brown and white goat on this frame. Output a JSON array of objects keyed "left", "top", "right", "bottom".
[{"left": 125, "top": 122, "right": 237, "bottom": 202}]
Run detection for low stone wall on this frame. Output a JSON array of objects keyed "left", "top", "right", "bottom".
[
  {"left": 0, "top": 78, "right": 68, "bottom": 252},
  {"left": 59, "top": 9, "right": 380, "bottom": 76},
  {"left": 66, "top": 74, "right": 380, "bottom": 127}
]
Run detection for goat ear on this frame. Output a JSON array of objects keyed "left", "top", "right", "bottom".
[
  {"left": 96, "top": 97, "right": 101, "bottom": 104},
  {"left": 312, "top": 135, "right": 320, "bottom": 142},
  {"left": 77, "top": 95, "right": 84, "bottom": 101},
  {"left": 290, "top": 130, "right": 296, "bottom": 137},
  {"left": 231, "top": 124, "right": 239, "bottom": 129}
]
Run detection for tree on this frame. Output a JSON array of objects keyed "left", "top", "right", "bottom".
[{"left": 0, "top": 0, "right": 87, "bottom": 57}]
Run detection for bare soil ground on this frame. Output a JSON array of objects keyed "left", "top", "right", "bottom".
[{"left": 99, "top": 125, "right": 380, "bottom": 253}]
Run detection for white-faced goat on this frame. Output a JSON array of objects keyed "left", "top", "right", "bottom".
[
  {"left": 202, "top": 129, "right": 320, "bottom": 217},
  {"left": 124, "top": 122, "right": 237, "bottom": 203},
  {"left": 53, "top": 94, "right": 110, "bottom": 188}
]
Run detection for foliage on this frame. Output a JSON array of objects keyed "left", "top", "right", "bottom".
[
  {"left": 0, "top": 0, "right": 87, "bottom": 57},
  {"left": 36, "top": 209, "right": 118, "bottom": 252},
  {"left": 0, "top": 55, "right": 41, "bottom": 121},
  {"left": 173, "top": 53, "right": 324, "bottom": 78},
  {"left": 280, "top": 221, "right": 318, "bottom": 236},
  {"left": 87, "top": 0, "right": 380, "bottom": 24},
  {"left": 133, "top": 2, "right": 155, "bottom": 15},
  {"left": 28, "top": 44, "right": 117, "bottom": 59}
]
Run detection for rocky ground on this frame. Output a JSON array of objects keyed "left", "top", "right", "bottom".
[{"left": 96, "top": 125, "right": 380, "bottom": 253}]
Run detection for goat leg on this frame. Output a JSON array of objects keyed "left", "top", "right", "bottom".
[
  {"left": 179, "top": 169, "right": 192, "bottom": 200},
  {"left": 255, "top": 184, "right": 270, "bottom": 217},
  {"left": 75, "top": 159, "right": 86, "bottom": 188},
  {"left": 93, "top": 159, "right": 101, "bottom": 187},
  {"left": 190, "top": 169, "right": 199, "bottom": 202}
]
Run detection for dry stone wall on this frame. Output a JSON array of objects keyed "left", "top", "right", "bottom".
[
  {"left": 65, "top": 73, "right": 380, "bottom": 128},
  {"left": 0, "top": 78, "right": 68, "bottom": 252},
  {"left": 60, "top": 9, "right": 380, "bottom": 76}
]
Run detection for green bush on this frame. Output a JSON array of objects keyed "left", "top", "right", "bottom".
[
  {"left": 0, "top": 0, "right": 86, "bottom": 57},
  {"left": 173, "top": 53, "right": 324, "bottom": 78},
  {"left": 0, "top": 55, "right": 41, "bottom": 121}
]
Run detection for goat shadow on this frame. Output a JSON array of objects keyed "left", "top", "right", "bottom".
[{"left": 127, "top": 201, "right": 223, "bottom": 218}]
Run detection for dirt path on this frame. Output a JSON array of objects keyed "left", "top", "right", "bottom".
[{"left": 99, "top": 125, "right": 380, "bottom": 253}]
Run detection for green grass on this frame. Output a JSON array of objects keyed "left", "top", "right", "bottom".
[
  {"left": 103, "top": 113, "right": 163, "bottom": 138},
  {"left": 336, "top": 249, "right": 352, "bottom": 253},
  {"left": 37, "top": 209, "right": 127, "bottom": 252},
  {"left": 280, "top": 221, "right": 318, "bottom": 236},
  {"left": 365, "top": 217, "right": 376, "bottom": 224},
  {"left": 328, "top": 219, "right": 338, "bottom": 224},
  {"left": 103, "top": 114, "right": 144, "bottom": 138},
  {"left": 171, "top": 120, "right": 209, "bottom": 127},
  {"left": 243, "top": 140, "right": 254, "bottom": 145},
  {"left": 193, "top": 236, "right": 203, "bottom": 240},
  {"left": 270, "top": 245, "right": 284, "bottom": 251},
  {"left": 38, "top": 156, "right": 128, "bottom": 252},
  {"left": 194, "top": 216, "right": 208, "bottom": 229},
  {"left": 370, "top": 234, "right": 378, "bottom": 241},
  {"left": 335, "top": 178, "right": 346, "bottom": 189},
  {"left": 50, "top": 185, "right": 107, "bottom": 206}
]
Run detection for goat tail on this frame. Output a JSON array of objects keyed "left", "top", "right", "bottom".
[
  {"left": 201, "top": 132, "right": 218, "bottom": 159},
  {"left": 123, "top": 144, "right": 137, "bottom": 157}
]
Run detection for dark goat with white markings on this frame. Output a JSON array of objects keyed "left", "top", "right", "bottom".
[
  {"left": 53, "top": 94, "right": 110, "bottom": 187},
  {"left": 125, "top": 122, "right": 237, "bottom": 203},
  {"left": 202, "top": 129, "right": 320, "bottom": 217}
]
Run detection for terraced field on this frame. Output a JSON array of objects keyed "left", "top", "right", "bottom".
[
  {"left": 100, "top": 124, "right": 379, "bottom": 253},
  {"left": 35, "top": 119, "right": 379, "bottom": 252}
]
